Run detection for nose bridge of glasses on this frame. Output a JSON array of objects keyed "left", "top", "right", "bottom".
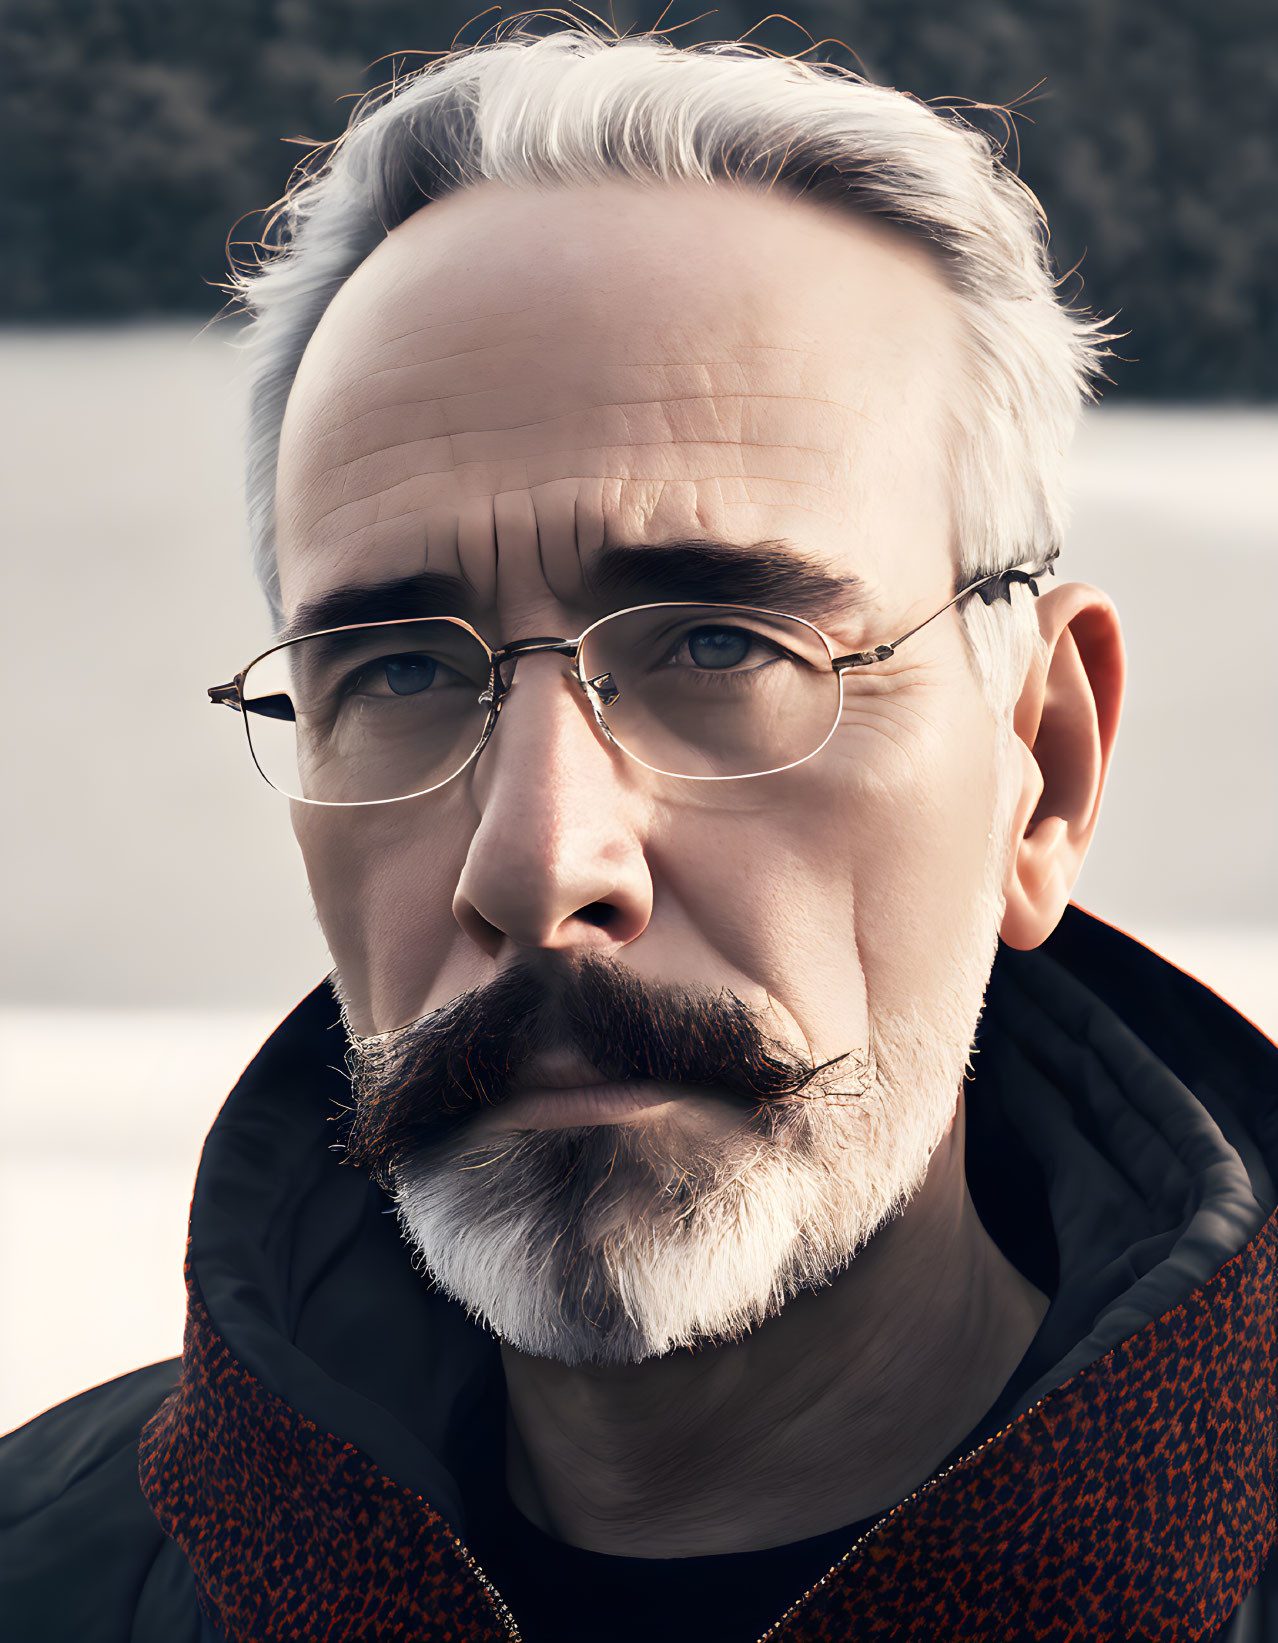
[
  {"left": 493, "top": 636, "right": 581, "bottom": 664},
  {"left": 483, "top": 635, "right": 584, "bottom": 706},
  {"left": 482, "top": 634, "right": 626, "bottom": 742}
]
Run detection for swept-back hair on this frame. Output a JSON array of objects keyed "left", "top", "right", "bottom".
[{"left": 228, "top": 21, "right": 1115, "bottom": 714}]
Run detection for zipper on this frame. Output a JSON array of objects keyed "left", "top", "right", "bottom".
[
  {"left": 754, "top": 1391, "right": 1053, "bottom": 1642},
  {"left": 449, "top": 1530, "right": 523, "bottom": 1641}
]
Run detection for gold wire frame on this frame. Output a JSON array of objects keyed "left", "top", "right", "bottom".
[{"left": 207, "top": 549, "right": 1058, "bottom": 807}]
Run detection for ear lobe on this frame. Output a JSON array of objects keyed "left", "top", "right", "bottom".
[{"left": 999, "top": 585, "right": 1125, "bottom": 951}]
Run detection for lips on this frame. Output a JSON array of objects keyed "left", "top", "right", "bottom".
[
  {"left": 488, "top": 1048, "right": 681, "bottom": 1130},
  {"left": 491, "top": 1079, "right": 682, "bottom": 1130}
]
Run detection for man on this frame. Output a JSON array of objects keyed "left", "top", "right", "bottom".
[{"left": 4, "top": 23, "right": 1276, "bottom": 1643}]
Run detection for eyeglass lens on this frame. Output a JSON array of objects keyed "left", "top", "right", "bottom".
[{"left": 240, "top": 606, "right": 842, "bottom": 804}]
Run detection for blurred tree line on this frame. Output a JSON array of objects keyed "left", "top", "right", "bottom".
[{"left": 2, "top": 0, "right": 1274, "bottom": 397}]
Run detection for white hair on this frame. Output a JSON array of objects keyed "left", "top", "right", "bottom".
[{"left": 229, "top": 23, "right": 1115, "bottom": 716}]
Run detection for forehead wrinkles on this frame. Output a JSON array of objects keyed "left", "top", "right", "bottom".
[
  {"left": 276, "top": 373, "right": 940, "bottom": 619},
  {"left": 303, "top": 330, "right": 855, "bottom": 470},
  {"left": 282, "top": 344, "right": 866, "bottom": 545},
  {"left": 277, "top": 365, "right": 893, "bottom": 618},
  {"left": 416, "top": 475, "right": 808, "bottom": 617}
]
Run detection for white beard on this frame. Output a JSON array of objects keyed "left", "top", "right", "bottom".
[{"left": 385, "top": 740, "right": 1018, "bottom": 1367}]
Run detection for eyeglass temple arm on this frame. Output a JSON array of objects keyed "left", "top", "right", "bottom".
[
  {"left": 208, "top": 679, "right": 297, "bottom": 722},
  {"left": 830, "top": 547, "right": 1060, "bottom": 672}
]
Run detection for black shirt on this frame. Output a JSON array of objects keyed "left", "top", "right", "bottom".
[{"left": 481, "top": 1502, "right": 885, "bottom": 1642}]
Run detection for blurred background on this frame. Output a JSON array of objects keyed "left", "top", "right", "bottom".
[{"left": 2, "top": 2, "right": 1275, "bottom": 1435}]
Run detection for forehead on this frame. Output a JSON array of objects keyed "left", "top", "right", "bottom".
[{"left": 274, "top": 178, "right": 961, "bottom": 626}]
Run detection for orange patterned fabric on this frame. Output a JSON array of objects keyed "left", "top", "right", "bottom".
[
  {"left": 773, "top": 1207, "right": 1278, "bottom": 1641},
  {"left": 139, "top": 1286, "right": 512, "bottom": 1643},
  {"left": 141, "top": 1203, "right": 1278, "bottom": 1643}
]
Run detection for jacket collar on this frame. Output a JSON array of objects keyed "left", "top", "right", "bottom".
[{"left": 140, "top": 906, "right": 1278, "bottom": 1641}]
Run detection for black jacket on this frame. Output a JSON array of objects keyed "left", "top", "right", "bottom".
[{"left": 3, "top": 905, "right": 1278, "bottom": 1641}]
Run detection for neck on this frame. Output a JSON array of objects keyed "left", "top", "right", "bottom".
[{"left": 499, "top": 1096, "right": 1049, "bottom": 1556}]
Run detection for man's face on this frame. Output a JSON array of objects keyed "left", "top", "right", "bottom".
[{"left": 273, "top": 180, "right": 1017, "bottom": 1363}]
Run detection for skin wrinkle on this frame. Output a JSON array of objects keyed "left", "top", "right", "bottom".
[
  {"left": 312, "top": 391, "right": 856, "bottom": 473},
  {"left": 343, "top": 387, "right": 868, "bottom": 425},
  {"left": 362, "top": 335, "right": 838, "bottom": 376},
  {"left": 369, "top": 305, "right": 544, "bottom": 353},
  {"left": 310, "top": 384, "right": 861, "bottom": 450},
  {"left": 532, "top": 475, "right": 548, "bottom": 594},
  {"left": 300, "top": 467, "right": 849, "bottom": 548},
  {"left": 277, "top": 176, "right": 1122, "bottom": 1558},
  {"left": 311, "top": 431, "right": 849, "bottom": 489}
]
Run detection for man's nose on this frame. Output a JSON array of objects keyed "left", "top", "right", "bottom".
[{"left": 451, "top": 656, "right": 654, "bottom": 956}]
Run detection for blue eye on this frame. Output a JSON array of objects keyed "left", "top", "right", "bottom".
[
  {"left": 381, "top": 654, "right": 437, "bottom": 694},
  {"left": 687, "top": 627, "right": 751, "bottom": 669}
]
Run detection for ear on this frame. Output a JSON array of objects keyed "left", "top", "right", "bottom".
[{"left": 999, "top": 582, "right": 1125, "bottom": 950}]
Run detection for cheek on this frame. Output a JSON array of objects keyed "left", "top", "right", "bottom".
[
  {"left": 642, "top": 786, "right": 872, "bottom": 1060},
  {"left": 291, "top": 789, "right": 480, "bottom": 1032},
  {"left": 650, "top": 684, "right": 1000, "bottom": 1030},
  {"left": 840, "top": 696, "right": 1004, "bottom": 1013}
]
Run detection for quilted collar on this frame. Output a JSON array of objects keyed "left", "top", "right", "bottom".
[{"left": 140, "top": 907, "right": 1278, "bottom": 1641}]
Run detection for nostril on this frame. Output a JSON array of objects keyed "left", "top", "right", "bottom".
[
  {"left": 577, "top": 901, "right": 616, "bottom": 930},
  {"left": 452, "top": 897, "right": 507, "bottom": 957}
]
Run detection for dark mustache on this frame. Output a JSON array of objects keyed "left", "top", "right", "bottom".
[{"left": 338, "top": 958, "right": 853, "bottom": 1188}]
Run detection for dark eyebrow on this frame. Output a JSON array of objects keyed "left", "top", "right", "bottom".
[
  {"left": 585, "top": 540, "right": 872, "bottom": 623},
  {"left": 276, "top": 538, "right": 872, "bottom": 645},
  {"left": 276, "top": 571, "right": 474, "bottom": 644}
]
